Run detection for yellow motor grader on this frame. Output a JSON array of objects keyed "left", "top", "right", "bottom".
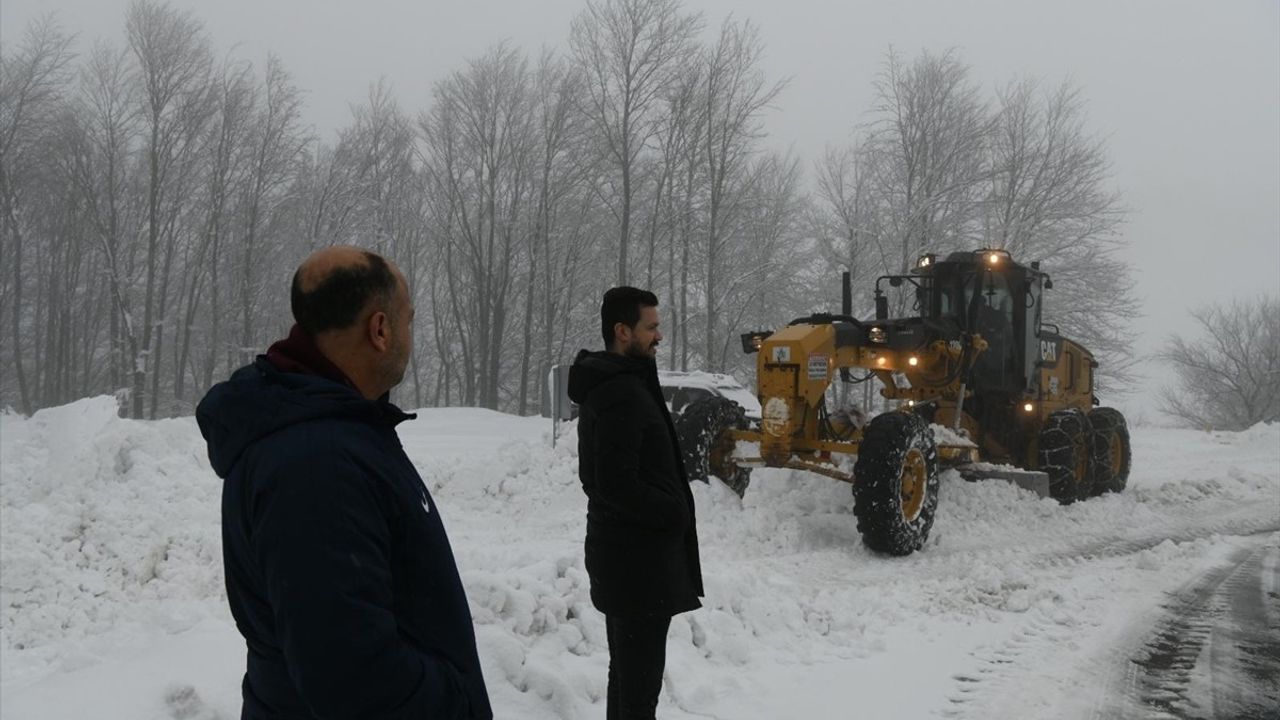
[{"left": 675, "top": 249, "right": 1132, "bottom": 556}]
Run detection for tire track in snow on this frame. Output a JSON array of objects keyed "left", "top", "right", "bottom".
[
  {"left": 1025, "top": 514, "right": 1280, "bottom": 573},
  {"left": 940, "top": 610, "right": 1081, "bottom": 719},
  {"left": 1119, "top": 539, "right": 1280, "bottom": 719},
  {"left": 768, "top": 504, "right": 1280, "bottom": 603},
  {"left": 934, "top": 532, "right": 1280, "bottom": 720}
]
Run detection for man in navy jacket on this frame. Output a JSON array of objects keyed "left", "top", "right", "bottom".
[{"left": 197, "top": 246, "right": 491, "bottom": 719}]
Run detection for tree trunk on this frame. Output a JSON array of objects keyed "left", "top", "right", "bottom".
[
  {"left": 137, "top": 124, "right": 161, "bottom": 419},
  {"left": 619, "top": 152, "right": 631, "bottom": 285},
  {"left": 9, "top": 217, "right": 32, "bottom": 414},
  {"left": 518, "top": 245, "right": 537, "bottom": 415}
]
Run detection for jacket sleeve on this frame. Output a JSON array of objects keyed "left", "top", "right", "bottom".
[
  {"left": 590, "top": 394, "right": 688, "bottom": 531},
  {"left": 249, "top": 450, "right": 469, "bottom": 719}
]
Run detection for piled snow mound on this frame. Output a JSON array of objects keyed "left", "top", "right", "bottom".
[
  {"left": 1225, "top": 420, "right": 1279, "bottom": 447},
  {"left": 1, "top": 398, "right": 224, "bottom": 686}
]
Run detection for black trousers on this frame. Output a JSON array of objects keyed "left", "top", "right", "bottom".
[{"left": 605, "top": 614, "right": 672, "bottom": 720}]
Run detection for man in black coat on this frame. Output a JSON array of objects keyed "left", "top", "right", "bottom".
[
  {"left": 197, "top": 246, "right": 492, "bottom": 719},
  {"left": 567, "top": 286, "right": 703, "bottom": 720}
]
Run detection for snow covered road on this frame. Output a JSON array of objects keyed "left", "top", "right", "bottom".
[
  {"left": 1, "top": 398, "right": 1277, "bottom": 719},
  {"left": 1105, "top": 538, "right": 1280, "bottom": 720}
]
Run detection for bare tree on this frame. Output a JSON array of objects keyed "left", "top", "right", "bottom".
[
  {"left": 647, "top": 60, "right": 704, "bottom": 370},
  {"left": 30, "top": 109, "right": 95, "bottom": 409},
  {"left": 293, "top": 141, "right": 360, "bottom": 248},
  {"left": 569, "top": 0, "right": 700, "bottom": 284},
  {"left": 420, "top": 43, "right": 537, "bottom": 409},
  {"left": 233, "top": 54, "right": 308, "bottom": 368},
  {"left": 0, "top": 16, "right": 75, "bottom": 414},
  {"left": 983, "top": 80, "right": 1121, "bottom": 255},
  {"left": 714, "top": 151, "right": 809, "bottom": 375},
  {"left": 700, "top": 17, "right": 784, "bottom": 370},
  {"left": 126, "top": 0, "right": 213, "bottom": 417},
  {"left": 868, "top": 48, "right": 991, "bottom": 271},
  {"left": 73, "top": 41, "right": 144, "bottom": 396},
  {"left": 185, "top": 56, "right": 253, "bottom": 392},
  {"left": 1158, "top": 297, "right": 1280, "bottom": 430},
  {"left": 42, "top": 68, "right": 135, "bottom": 408},
  {"left": 336, "top": 82, "right": 425, "bottom": 404},
  {"left": 811, "top": 143, "right": 885, "bottom": 299},
  {"left": 518, "top": 50, "right": 595, "bottom": 415},
  {"left": 984, "top": 78, "right": 1137, "bottom": 389}
]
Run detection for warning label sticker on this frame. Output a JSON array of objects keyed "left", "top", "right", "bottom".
[{"left": 808, "top": 354, "right": 829, "bottom": 380}]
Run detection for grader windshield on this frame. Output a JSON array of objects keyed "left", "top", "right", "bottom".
[{"left": 910, "top": 249, "right": 1046, "bottom": 395}]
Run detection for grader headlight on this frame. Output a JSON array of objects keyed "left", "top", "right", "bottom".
[
  {"left": 981, "top": 248, "right": 1011, "bottom": 266},
  {"left": 869, "top": 326, "right": 888, "bottom": 344},
  {"left": 740, "top": 331, "right": 772, "bottom": 354}
]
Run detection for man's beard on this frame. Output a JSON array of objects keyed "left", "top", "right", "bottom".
[
  {"left": 625, "top": 336, "right": 658, "bottom": 360},
  {"left": 383, "top": 337, "right": 411, "bottom": 389}
]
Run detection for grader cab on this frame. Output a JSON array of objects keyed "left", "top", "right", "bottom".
[{"left": 675, "top": 249, "right": 1132, "bottom": 556}]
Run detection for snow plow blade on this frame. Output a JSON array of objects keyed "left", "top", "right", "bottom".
[{"left": 955, "top": 463, "right": 1051, "bottom": 498}]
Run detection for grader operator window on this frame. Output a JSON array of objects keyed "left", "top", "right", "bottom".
[
  {"left": 963, "top": 270, "right": 1018, "bottom": 391},
  {"left": 930, "top": 267, "right": 1013, "bottom": 329},
  {"left": 963, "top": 272, "right": 1014, "bottom": 329}
]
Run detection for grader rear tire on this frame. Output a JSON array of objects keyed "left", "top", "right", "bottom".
[
  {"left": 1088, "top": 407, "right": 1131, "bottom": 495},
  {"left": 675, "top": 395, "right": 752, "bottom": 497},
  {"left": 1038, "top": 408, "right": 1095, "bottom": 504},
  {"left": 853, "top": 412, "right": 940, "bottom": 556}
]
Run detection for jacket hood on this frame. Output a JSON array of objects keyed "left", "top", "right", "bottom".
[
  {"left": 196, "top": 357, "right": 411, "bottom": 478},
  {"left": 567, "top": 349, "right": 655, "bottom": 405}
]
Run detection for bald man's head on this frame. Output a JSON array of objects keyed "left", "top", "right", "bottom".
[{"left": 291, "top": 246, "right": 398, "bottom": 335}]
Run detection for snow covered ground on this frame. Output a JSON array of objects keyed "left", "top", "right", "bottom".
[{"left": 1, "top": 397, "right": 1277, "bottom": 719}]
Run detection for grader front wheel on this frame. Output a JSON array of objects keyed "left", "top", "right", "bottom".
[
  {"left": 853, "top": 412, "right": 941, "bottom": 556},
  {"left": 675, "top": 395, "right": 753, "bottom": 497}
]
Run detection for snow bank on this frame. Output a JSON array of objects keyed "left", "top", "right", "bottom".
[
  {"left": 1, "top": 398, "right": 224, "bottom": 688},
  {"left": 1, "top": 398, "right": 1277, "bottom": 719}
]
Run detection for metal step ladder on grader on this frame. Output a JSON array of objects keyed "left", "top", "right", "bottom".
[{"left": 675, "top": 249, "right": 1132, "bottom": 556}]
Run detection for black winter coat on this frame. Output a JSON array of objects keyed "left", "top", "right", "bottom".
[
  {"left": 567, "top": 350, "right": 703, "bottom": 617},
  {"left": 197, "top": 357, "right": 492, "bottom": 720}
]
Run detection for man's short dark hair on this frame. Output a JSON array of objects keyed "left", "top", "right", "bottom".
[
  {"left": 291, "top": 251, "right": 397, "bottom": 335},
  {"left": 601, "top": 286, "right": 659, "bottom": 346}
]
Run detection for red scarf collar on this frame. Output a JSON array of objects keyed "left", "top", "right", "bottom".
[{"left": 265, "top": 324, "right": 356, "bottom": 389}]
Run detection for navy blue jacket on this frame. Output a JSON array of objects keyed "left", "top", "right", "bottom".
[
  {"left": 197, "top": 357, "right": 492, "bottom": 719},
  {"left": 567, "top": 350, "right": 703, "bottom": 617}
]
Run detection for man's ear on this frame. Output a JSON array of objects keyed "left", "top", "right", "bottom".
[
  {"left": 613, "top": 321, "right": 630, "bottom": 347},
  {"left": 368, "top": 310, "right": 392, "bottom": 352}
]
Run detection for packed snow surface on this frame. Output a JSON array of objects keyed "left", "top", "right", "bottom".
[{"left": 2, "top": 397, "right": 1277, "bottom": 719}]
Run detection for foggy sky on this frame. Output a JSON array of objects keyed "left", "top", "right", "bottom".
[{"left": 3, "top": 0, "right": 1278, "bottom": 418}]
